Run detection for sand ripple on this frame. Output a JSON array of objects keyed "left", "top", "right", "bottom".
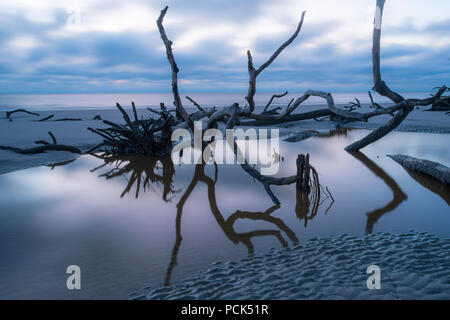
[{"left": 134, "top": 232, "right": 450, "bottom": 300}]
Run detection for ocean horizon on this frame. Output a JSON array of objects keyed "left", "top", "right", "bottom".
[{"left": 0, "top": 92, "right": 431, "bottom": 112}]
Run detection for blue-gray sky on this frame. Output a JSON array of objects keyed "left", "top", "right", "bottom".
[{"left": 0, "top": 0, "right": 449, "bottom": 93}]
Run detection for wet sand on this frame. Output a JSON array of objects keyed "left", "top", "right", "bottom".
[{"left": 135, "top": 231, "right": 450, "bottom": 300}]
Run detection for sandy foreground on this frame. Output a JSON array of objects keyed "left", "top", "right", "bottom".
[
  {"left": 0, "top": 104, "right": 449, "bottom": 175},
  {"left": 132, "top": 231, "right": 450, "bottom": 300}
]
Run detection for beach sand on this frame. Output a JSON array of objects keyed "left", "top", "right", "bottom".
[{"left": 132, "top": 231, "right": 450, "bottom": 300}]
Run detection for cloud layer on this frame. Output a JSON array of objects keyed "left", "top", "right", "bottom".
[{"left": 0, "top": 0, "right": 449, "bottom": 93}]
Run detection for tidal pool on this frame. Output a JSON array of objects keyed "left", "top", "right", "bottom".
[{"left": 0, "top": 129, "right": 448, "bottom": 299}]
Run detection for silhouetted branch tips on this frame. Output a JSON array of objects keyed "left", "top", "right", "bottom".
[
  {"left": 186, "top": 96, "right": 205, "bottom": 112},
  {"left": 263, "top": 91, "right": 288, "bottom": 112},
  {"left": 48, "top": 131, "right": 57, "bottom": 144},
  {"left": 131, "top": 101, "right": 138, "bottom": 123}
]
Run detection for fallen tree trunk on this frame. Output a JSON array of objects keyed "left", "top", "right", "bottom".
[{"left": 388, "top": 154, "right": 450, "bottom": 184}]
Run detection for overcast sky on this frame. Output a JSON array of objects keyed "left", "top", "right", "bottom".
[{"left": 0, "top": 0, "right": 449, "bottom": 94}]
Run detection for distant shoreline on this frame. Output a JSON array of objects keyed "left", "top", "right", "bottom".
[
  {"left": 1, "top": 105, "right": 449, "bottom": 175},
  {"left": 0, "top": 92, "right": 434, "bottom": 112}
]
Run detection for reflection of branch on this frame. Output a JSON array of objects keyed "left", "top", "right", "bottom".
[
  {"left": 295, "top": 172, "right": 335, "bottom": 227},
  {"left": 164, "top": 165, "right": 200, "bottom": 286},
  {"left": 164, "top": 163, "right": 299, "bottom": 285},
  {"left": 397, "top": 167, "right": 450, "bottom": 206},
  {"left": 349, "top": 151, "right": 407, "bottom": 234},
  {"left": 91, "top": 154, "right": 178, "bottom": 201}
]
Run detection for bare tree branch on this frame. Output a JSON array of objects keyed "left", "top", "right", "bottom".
[
  {"left": 372, "top": 0, "right": 404, "bottom": 104},
  {"left": 186, "top": 96, "right": 205, "bottom": 112},
  {"left": 245, "top": 11, "right": 306, "bottom": 113},
  {"left": 263, "top": 91, "right": 288, "bottom": 112},
  {"left": 344, "top": 0, "right": 447, "bottom": 152},
  {"left": 157, "top": 6, "right": 193, "bottom": 129}
]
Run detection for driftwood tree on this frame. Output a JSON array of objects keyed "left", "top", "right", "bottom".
[{"left": 1, "top": 1, "right": 446, "bottom": 184}]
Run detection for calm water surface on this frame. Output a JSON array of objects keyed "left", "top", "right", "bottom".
[{"left": 0, "top": 129, "right": 448, "bottom": 299}]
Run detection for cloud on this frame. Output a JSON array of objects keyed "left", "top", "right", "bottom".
[{"left": 0, "top": 0, "right": 449, "bottom": 93}]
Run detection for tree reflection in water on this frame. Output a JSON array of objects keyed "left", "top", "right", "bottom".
[
  {"left": 79, "top": 128, "right": 448, "bottom": 286},
  {"left": 88, "top": 151, "right": 335, "bottom": 285},
  {"left": 349, "top": 151, "right": 407, "bottom": 235},
  {"left": 90, "top": 152, "right": 179, "bottom": 201}
]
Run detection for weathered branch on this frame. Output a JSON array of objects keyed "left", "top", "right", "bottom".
[
  {"left": 344, "top": 0, "right": 446, "bottom": 152},
  {"left": 240, "top": 109, "right": 332, "bottom": 126},
  {"left": 186, "top": 96, "right": 205, "bottom": 112},
  {"left": 6, "top": 109, "right": 39, "bottom": 119},
  {"left": 53, "top": 118, "right": 82, "bottom": 121},
  {"left": 225, "top": 104, "right": 318, "bottom": 205},
  {"left": 245, "top": 11, "right": 306, "bottom": 113},
  {"left": 345, "top": 86, "right": 447, "bottom": 151},
  {"left": 372, "top": 0, "right": 404, "bottom": 104},
  {"left": 157, "top": 6, "right": 193, "bottom": 129},
  {"left": 0, "top": 131, "right": 81, "bottom": 154},
  {"left": 263, "top": 91, "right": 288, "bottom": 112},
  {"left": 207, "top": 103, "right": 243, "bottom": 129},
  {"left": 0, "top": 145, "right": 81, "bottom": 154},
  {"left": 36, "top": 114, "right": 54, "bottom": 122}
]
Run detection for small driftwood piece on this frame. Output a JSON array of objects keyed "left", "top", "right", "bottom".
[
  {"left": 6, "top": 109, "right": 39, "bottom": 119},
  {"left": 36, "top": 114, "right": 55, "bottom": 122},
  {"left": 0, "top": 131, "right": 81, "bottom": 154},
  {"left": 53, "top": 118, "right": 82, "bottom": 121},
  {"left": 388, "top": 154, "right": 450, "bottom": 184}
]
